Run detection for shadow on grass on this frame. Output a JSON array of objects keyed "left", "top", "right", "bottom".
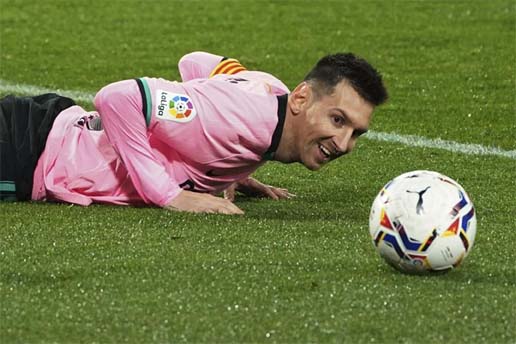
[
  {"left": 1, "top": 270, "right": 80, "bottom": 287},
  {"left": 377, "top": 263, "right": 516, "bottom": 287}
]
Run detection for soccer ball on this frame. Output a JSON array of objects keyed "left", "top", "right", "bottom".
[{"left": 369, "top": 170, "right": 477, "bottom": 274}]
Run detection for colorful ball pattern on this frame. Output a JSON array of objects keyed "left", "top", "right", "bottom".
[{"left": 169, "top": 96, "right": 194, "bottom": 119}]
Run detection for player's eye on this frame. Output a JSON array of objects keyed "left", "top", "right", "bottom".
[{"left": 332, "top": 115, "right": 345, "bottom": 126}]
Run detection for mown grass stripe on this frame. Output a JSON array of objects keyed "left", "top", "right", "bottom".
[{"left": 1, "top": 79, "right": 515, "bottom": 160}]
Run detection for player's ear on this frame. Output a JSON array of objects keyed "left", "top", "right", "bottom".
[{"left": 289, "top": 82, "right": 312, "bottom": 115}]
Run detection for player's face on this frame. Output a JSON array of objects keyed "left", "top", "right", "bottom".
[{"left": 294, "top": 81, "right": 374, "bottom": 170}]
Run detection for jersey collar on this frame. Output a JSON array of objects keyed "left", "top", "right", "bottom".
[{"left": 263, "top": 94, "right": 288, "bottom": 161}]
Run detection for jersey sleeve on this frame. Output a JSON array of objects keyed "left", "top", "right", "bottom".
[
  {"left": 178, "top": 52, "right": 225, "bottom": 81},
  {"left": 93, "top": 80, "right": 183, "bottom": 207},
  {"left": 178, "top": 51, "right": 247, "bottom": 81}
]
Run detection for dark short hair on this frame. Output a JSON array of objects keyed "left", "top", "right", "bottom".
[{"left": 304, "top": 53, "right": 388, "bottom": 106}]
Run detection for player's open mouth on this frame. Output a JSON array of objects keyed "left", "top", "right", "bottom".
[{"left": 319, "top": 144, "right": 331, "bottom": 160}]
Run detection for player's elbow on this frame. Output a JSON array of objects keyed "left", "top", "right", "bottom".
[
  {"left": 179, "top": 51, "right": 220, "bottom": 64},
  {"left": 94, "top": 79, "right": 138, "bottom": 115}
]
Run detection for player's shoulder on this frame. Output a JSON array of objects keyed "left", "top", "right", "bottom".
[
  {"left": 207, "top": 57, "right": 290, "bottom": 94},
  {"left": 211, "top": 70, "right": 289, "bottom": 96},
  {"left": 241, "top": 70, "right": 290, "bottom": 94}
]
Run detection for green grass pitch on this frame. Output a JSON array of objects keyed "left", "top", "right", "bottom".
[{"left": 1, "top": 0, "right": 515, "bottom": 342}]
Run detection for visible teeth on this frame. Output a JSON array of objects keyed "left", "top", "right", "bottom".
[{"left": 320, "top": 145, "right": 330, "bottom": 158}]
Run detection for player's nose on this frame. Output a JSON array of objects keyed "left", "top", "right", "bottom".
[{"left": 333, "top": 128, "right": 354, "bottom": 155}]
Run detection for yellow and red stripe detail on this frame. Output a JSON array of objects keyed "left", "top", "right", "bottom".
[
  {"left": 380, "top": 208, "right": 393, "bottom": 230},
  {"left": 209, "top": 58, "right": 247, "bottom": 77},
  {"left": 442, "top": 218, "right": 460, "bottom": 237}
]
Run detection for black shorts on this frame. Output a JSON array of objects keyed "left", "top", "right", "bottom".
[{"left": 0, "top": 93, "right": 76, "bottom": 201}]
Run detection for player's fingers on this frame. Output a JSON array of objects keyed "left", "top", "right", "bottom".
[
  {"left": 213, "top": 198, "right": 244, "bottom": 215},
  {"left": 262, "top": 186, "right": 279, "bottom": 200},
  {"left": 277, "top": 187, "right": 292, "bottom": 194},
  {"left": 215, "top": 207, "right": 231, "bottom": 215},
  {"left": 199, "top": 208, "right": 216, "bottom": 214},
  {"left": 279, "top": 188, "right": 296, "bottom": 198},
  {"left": 227, "top": 200, "right": 245, "bottom": 214},
  {"left": 220, "top": 201, "right": 244, "bottom": 215},
  {"left": 232, "top": 207, "right": 245, "bottom": 215},
  {"left": 272, "top": 188, "right": 289, "bottom": 199},
  {"left": 275, "top": 188, "right": 296, "bottom": 199},
  {"left": 198, "top": 203, "right": 241, "bottom": 215},
  {"left": 224, "top": 184, "right": 236, "bottom": 201},
  {"left": 223, "top": 190, "right": 234, "bottom": 202}
]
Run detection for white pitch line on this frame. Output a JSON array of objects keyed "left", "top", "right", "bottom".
[
  {"left": 1, "top": 79, "right": 515, "bottom": 160},
  {"left": 365, "top": 131, "right": 516, "bottom": 160},
  {"left": 0, "top": 79, "right": 94, "bottom": 103}
]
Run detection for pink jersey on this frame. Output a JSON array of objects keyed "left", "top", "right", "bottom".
[{"left": 32, "top": 52, "right": 289, "bottom": 206}]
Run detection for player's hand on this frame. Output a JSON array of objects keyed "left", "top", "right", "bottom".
[
  {"left": 223, "top": 177, "right": 295, "bottom": 201},
  {"left": 165, "top": 190, "right": 244, "bottom": 215}
]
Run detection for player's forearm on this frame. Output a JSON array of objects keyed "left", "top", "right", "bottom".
[{"left": 94, "top": 80, "right": 182, "bottom": 206}]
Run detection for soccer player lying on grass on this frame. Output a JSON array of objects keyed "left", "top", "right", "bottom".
[{"left": 0, "top": 52, "right": 387, "bottom": 214}]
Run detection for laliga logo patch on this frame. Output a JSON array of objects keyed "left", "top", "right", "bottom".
[{"left": 155, "top": 90, "right": 197, "bottom": 123}]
